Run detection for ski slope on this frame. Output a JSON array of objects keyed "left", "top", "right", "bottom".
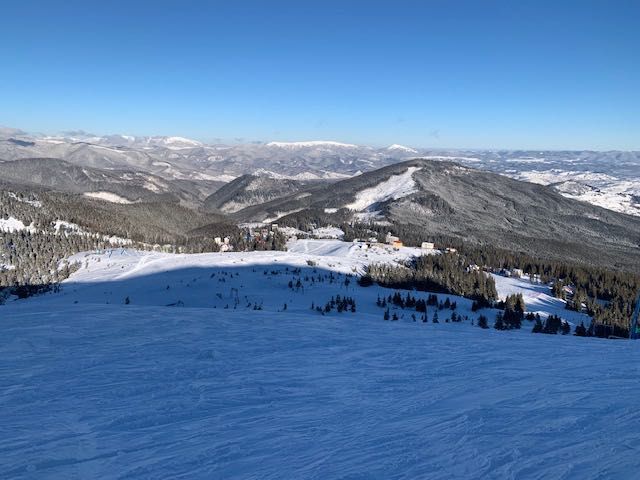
[
  {"left": 344, "top": 167, "right": 421, "bottom": 211},
  {"left": 1, "top": 240, "right": 638, "bottom": 479}
]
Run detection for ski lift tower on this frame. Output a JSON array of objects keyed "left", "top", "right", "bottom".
[{"left": 630, "top": 292, "right": 640, "bottom": 339}]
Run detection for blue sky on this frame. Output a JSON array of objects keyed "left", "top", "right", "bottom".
[{"left": 1, "top": 0, "right": 638, "bottom": 149}]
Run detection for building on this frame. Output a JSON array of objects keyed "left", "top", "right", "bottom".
[
  {"left": 385, "top": 232, "right": 400, "bottom": 245},
  {"left": 392, "top": 240, "right": 404, "bottom": 250},
  {"left": 421, "top": 242, "right": 435, "bottom": 250}
]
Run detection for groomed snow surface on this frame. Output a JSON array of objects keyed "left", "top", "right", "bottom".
[
  {"left": 345, "top": 166, "right": 421, "bottom": 211},
  {"left": 1, "top": 240, "right": 638, "bottom": 479}
]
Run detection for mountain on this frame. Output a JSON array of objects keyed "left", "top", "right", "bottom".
[
  {"left": 0, "top": 130, "right": 412, "bottom": 181},
  {"left": 229, "top": 159, "right": 640, "bottom": 272},
  {"left": 1, "top": 126, "right": 639, "bottom": 217},
  {"left": 202, "top": 174, "right": 313, "bottom": 214},
  {"left": 0, "top": 158, "right": 222, "bottom": 207}
]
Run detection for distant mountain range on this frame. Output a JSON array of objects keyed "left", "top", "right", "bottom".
[
  {"left": 1, "top": 126, "right": 638, "bottom": 217},
  {"left": 1, "top": 126, "right": 639, "bottom": 272}
]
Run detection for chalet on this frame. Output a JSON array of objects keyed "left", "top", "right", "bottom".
[{"left": 392, "top": 240, "right": 404, "bottom": 250}]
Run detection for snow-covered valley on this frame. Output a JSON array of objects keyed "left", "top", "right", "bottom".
[{"left": 1, "top": 240, "right": 637, "bottom": 479}]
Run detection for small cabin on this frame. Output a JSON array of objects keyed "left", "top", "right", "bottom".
[
  {"left": 392, "top": 240, "right": 404, "bottom": 250},
  {"left": 421, "top": 242, "right": 435, "bottom": 250}
]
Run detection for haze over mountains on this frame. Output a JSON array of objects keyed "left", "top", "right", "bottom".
[{"left": 1, "top": 126, "right": 638, "bottom": 218}]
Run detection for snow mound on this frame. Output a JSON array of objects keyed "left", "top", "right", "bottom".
[{"left": 345, "top": 166, "right": 421, "bottom": 211}]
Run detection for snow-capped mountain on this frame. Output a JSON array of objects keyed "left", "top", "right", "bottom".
[
  {"left": 266, "top": 140, "right": 359, "bottom": 149},
  {"left": 1, "top": 126, "right": 638, "bottom": 217},
  {"left": 386, "top": 144, "right": 418, "bottom": 154}
]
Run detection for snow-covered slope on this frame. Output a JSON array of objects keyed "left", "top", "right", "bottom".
[
  {"left": 345, "top": 166, "right": 421, "bottom": 211},
  {"left": 1, "top": 240, "right": 637, "bottom": 479},
  {"left": 387, "top": 143, "right": 418, "bottom": 154},
  {"left": 515, "top": 170, "right": 640, "bottom": 217}
]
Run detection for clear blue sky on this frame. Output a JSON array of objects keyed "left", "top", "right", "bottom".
[{"left": 1, "top": 0, "right": 638, "bottom": 149}]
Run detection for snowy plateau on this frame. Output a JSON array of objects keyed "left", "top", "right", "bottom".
[{"left": 2, "top": 239, "right": 640, "bottom": 479}]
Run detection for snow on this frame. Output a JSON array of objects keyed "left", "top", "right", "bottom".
[
  {"left": 52, "top": 220, "right": 132, "bottom": 246},
  {"left": 492, "top": 273, "right": 591, "bottom": 325},
  {"left": 387, "top": 144, "right": 418, "bottom": 154},
  {"left": 266, "top": 141, "right": 358, "bottom": 149},
  {"left": 0, "top": 216, "right": 35, "bottom": 233},
  {"left": 512, "top": 170, "right": 640, "bottom": 217},
  {"left": 83, "top": 191, "right": 133, "bottom": 204},
  {"left": 163, "top": 136, "right": 201, "bottom": 146},
  {"left": 262, "top": 209, "right": 305, "bottom": 224},
  {"left": 192, "top": 172, "right": 236, "bottom": 182},
  {"left": 53, "top": 220, "right": 84, "bottom": 233},
  {"left": 7, "top": 192, "right": 42, "bottom": 208},
  {"left": 1, "top": 239, "right": 638, "bottom": 478},
  {"left": 311, "top": 226, "right": 344, "bottom": 239},
  {"left": 345, "top": 166, "right": 421, "bottom": 211}
]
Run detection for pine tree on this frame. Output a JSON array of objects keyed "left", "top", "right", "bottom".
[{"left": 532, "top": 318, "right": 543, "bottom": 333}]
